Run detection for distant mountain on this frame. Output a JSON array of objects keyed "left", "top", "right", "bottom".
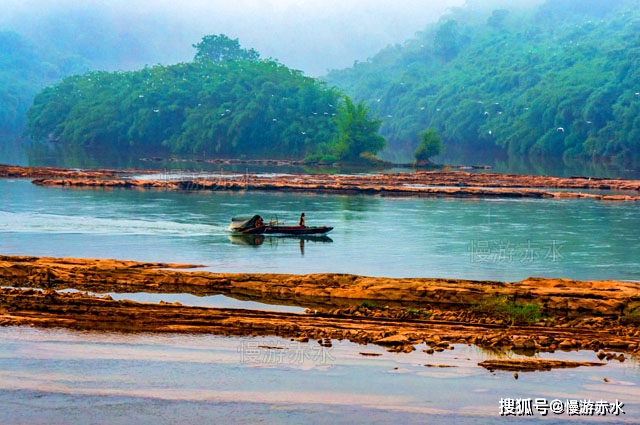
[
  {"left": 0, "top": 31, "right": 87, "bottom": 134},
  {"left": 325, "top": 0, "right": 640, "bottom": 165}
]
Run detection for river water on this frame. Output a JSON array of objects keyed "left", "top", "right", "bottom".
[
  {"left": 1, "top": 327, "right": 638, "bottom": 425},
  {"left": 1, "top": 179, "right": 639, "bottom": 281},
  {"left": 1, "top": 176, "right": 639, "bottom": 423}
]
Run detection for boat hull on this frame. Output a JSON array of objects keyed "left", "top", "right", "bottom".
[
  {"left": 263, "top": 226, "right": 333, "bottom": 235},
  {"left": 229, "top": 215, "right": 333, "bottom": 235}
]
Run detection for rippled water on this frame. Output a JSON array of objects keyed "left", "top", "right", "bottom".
[
  {"left": 1, "top": 177, "right": 639, "bottom": 423},
  {"left": 1, "top": 327, "right": 638, "bottom": 425},
  {"left": 1, "top": 179, "right": 638, "bottom": 281}
]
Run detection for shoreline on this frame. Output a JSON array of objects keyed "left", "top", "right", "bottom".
[
  {"left": 1, "top": 255, "right": 638, "bottom": 365},
  {"left": 2, "top": 164, "right": 639, "bottom": 200},
  {"left": 2, "top": 166, "right": 639, "bottom": 372}
]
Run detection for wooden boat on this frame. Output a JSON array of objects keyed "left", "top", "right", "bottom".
[
  {"left": 229, "top": 215, "right": 333, "bottom": 236},
  {"left": 263, "top": 225, "right": 333, "bottom": 235}
]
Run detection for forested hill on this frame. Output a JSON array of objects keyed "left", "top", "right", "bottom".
[
  {"left": 324, "top": 0, "right": 640, "bottom": 164},
  {"left": 0, "top": 31, "right": 85, "bottom": 133},
  {"left": 25, "top": 36, "right": 385, "bottom": 162}
]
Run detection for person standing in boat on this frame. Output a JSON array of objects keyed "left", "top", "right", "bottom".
[
  {"left": 255, "top": 215, "right": 264, "bottom": 229},
  {"left": 299, "top": 212, "right": 305, "bottom": 227}
]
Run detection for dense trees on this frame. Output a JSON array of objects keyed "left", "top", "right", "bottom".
[
  {"left": 25, "top": 35, "right": 385, "bottom": 161},
  {"left": 414, "top": 129, "right": 443, "bottom": 164},
  {"left": 325, "top": 0, "right": 640, "bottom": 165},
  {"left": 18, "top": 0, "right": 640, "bottom": 167},
  {"left": 193, "top": 34, "right": 260, "bottom": 63},
  {"left": 0, "top": 31, "right": 77, "bottom": 133},
  {"left": 331, "top": 97, "right": 385, "bottom": 162}
]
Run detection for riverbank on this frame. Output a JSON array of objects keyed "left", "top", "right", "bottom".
[
  {"left": 1, "top": 255, "right": 638, "bottom": 366},
  {"left": 2, "top": 164, "right": 639, "bottom": 200}
]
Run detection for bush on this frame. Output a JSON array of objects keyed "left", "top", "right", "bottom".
[
  {"left": 361, "top": 300, "right": 382, "bottom": 309},
  {"left": 414, "top": 128, "right": 443, "bottom": 164},
  {"left": 620, "top": 307, "right": 640, "bottom": 325},
  {"left": 303, "top": 153, "right": 337, "bottom": 164},
  {"left": 406, "top": 307, "right": 433, "bottom": 318},
  {"left": 473, "top": 295, "right": 541, "bottom": 325}
]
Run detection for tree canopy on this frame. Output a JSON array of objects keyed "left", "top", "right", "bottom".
[
  {"left": 332, "top": 97, "right": 385, "bottom": 162},
  {"left": 414, "top": 129, "right": 443, "bottom": 164},
  {"left": 325, "top": 0, "right": 640, "bottom": 165},
  {"left": 0, "top": 31, "right": 85, "bottom": 133},
  {"left": 25, "top": 35, "right": 385, "bottom": 161},
  {"left": 193, "top": 34, "right": 260, "bottom": 63}
]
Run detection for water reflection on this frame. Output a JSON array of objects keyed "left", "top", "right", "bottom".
[
  {"left": 1, "top": 327, "right": 639, "bottom": 425},
  {"left": 77, "top": 290, "right": 306, "bottom": 313},
  {"left": 229, "top": 234, "right": 265, "bottom": 247},
  {"left": 6, "top": 136, "right": 639, "bottom": 178},
  {"left": 0, "top": 132, "right": 26, "bottom": 165},
  {"left": 229, "top": 234, "right": 333, "bottom": 257},
  {"left": 1, "top": 178, "right": 638, "bottom": 280}
]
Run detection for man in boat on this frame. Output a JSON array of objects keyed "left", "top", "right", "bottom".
[{"left": 299, "top": 212, "right": 305, "bottom": 227}]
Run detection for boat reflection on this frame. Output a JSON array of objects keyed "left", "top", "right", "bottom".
[
  {"left": 229, "top": 234, "right": 333, "bottom": 248},
  {"left": 229, "top": 234, "right": 266, "bottom": 247}
]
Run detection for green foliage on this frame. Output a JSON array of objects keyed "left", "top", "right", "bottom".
[
  {"left": 414, "top": 128, "right": 443, "bottom": 163},
  {"left": 406, "top": 307, "right": 432, "bottom": 318},
  {"left": 303, "top": 153, "right": 338, "bottom": 164},
  {"left": 620, "top": 307, "right": 640, "bottom": 325},
  {"left": 473, "top": 295, "right": 542, "bottom": 325},
  {"left": 361, "top": 300, "right": 383, "bottom": 309},
  {"left": 0, "top": 31, "right": 76, "bottom": 132},
  {"left": 505, "top": 303, "right": 542, "bottom": 326},
  {"left": 332, "top": 96, "right": 386, "bottom": 162},
  {"left": 434, "top": 20, "right": 465, "bottom": 62},
  {"left": 25, "top": 36, "right": 385, "bottom": 160},
  {"left": 325, "top": 0, "right": 640, "bottom": 165},
  {"left": 487, "top": 10, "right": 509, "bottom": 29},
  {"left": 193, "top": 34, "right": 260, "bottom": 63}
]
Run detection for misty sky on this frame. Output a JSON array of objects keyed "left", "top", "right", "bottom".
[{"left": 2, "top": 0, "right": 468, "bottom": 75}]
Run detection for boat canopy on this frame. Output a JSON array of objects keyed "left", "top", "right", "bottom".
[{"left": 229, "top": 215, "right": 262, "bottom": 232}]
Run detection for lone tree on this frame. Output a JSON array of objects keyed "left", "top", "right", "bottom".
[
  {"left": 414, "top": 128, "right": 443, "bottom": 165},
  {"left": 193, "top": 34, "right": 260, "bottom": 63},
  {"left": 332, "top": 96, "right": 386, "bottom": 162}
]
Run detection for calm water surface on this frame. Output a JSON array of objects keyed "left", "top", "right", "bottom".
[
  {"left": 0, "top": 179, "right": 638, "bottom": 281},
  {"left": 1, "top": 327, "right": 638, "bottom": 425},
  {"left": 1, "top": 178, "right": 639, "bottom": 424}
]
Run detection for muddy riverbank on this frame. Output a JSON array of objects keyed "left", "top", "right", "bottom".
[
  {"left": 2, "top": 164, "right": 639, "bottom": 200},
  {"left": 1, "top": 255, "right": 638, "bottom": 365}
]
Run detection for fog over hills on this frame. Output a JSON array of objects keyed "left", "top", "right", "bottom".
[{"left": 2, "top": 0, "right": 478, "bottom": 76}]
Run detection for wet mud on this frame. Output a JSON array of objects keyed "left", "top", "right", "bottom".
[{"left": 1, "top": 255, "right": 638, "bottom": 369}]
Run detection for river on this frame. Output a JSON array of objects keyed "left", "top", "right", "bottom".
[
  {"left": 1, "top": 326, "right": 638, "bottom": 425},
  {"left": 1, "top": 174, "right": 639, "bottom": 424},
  {"left": 1, "top": 179, "right": 638, "bottom": 281}
]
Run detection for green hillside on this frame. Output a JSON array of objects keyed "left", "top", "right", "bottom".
[
  {"left": 0, "top": 32, "right": 71, "bottom": 133},
  {"left": 325, "top": 0, "right": 640, "bottom": 165},
  {"left": 25, "top": 36, "right": 384, "bottom": 162}
]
